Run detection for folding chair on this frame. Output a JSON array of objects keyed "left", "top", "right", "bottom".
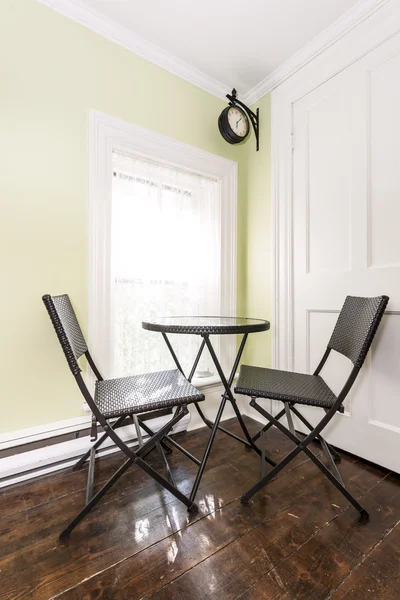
[
  {"left": 42, "top": 294, "right": 205, "bottom": 538},
  {"left": 234, "top": 295, "right": 389, "bottom": 521}
]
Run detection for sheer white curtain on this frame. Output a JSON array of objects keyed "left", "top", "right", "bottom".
[{"left": 111, "top": 151, "right": 222, "bottom": 378}]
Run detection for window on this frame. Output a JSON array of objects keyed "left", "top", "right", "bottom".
[
  {"left": 111, "top": 151, "right": 222, "bottom": 378},
  {"left": 89, "top": 111, "right": 237, "bottom": 385}
]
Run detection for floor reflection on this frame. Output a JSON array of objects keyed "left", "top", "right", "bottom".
[
  {"left": 166, "top": 539, "right": 179, "bottom": 564},
  {"left": 134, "top": 518, "right": 150, "bottom": 542}
]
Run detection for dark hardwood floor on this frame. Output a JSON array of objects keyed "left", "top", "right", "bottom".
[{"left": 1, "top": 416, "right": 400, "bottom": 600}]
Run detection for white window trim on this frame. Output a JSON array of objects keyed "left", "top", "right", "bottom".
[{"left": 88, "top": 109, "right": 238, "bottom": 385}]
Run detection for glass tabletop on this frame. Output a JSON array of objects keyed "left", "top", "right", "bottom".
[{"left": 142, "top": 316, "right": 270, "bottom": 335}]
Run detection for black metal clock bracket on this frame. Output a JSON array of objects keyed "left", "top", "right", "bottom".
[{"left": 227, "top": 88, "right": 259, "bottom": 151}]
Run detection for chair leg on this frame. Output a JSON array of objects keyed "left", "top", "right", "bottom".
[
  {"left": 290, "top": 405, "right": 341, "bottom": 462},
  {"left": 156, "top": 441, "right": 176, "bottom": 487},
  {"left": 86, "top": 447, "right": 96, "bottom": 504},
  {"left": 284, "top": 403, "right": 296, "bottom": 436},
  {"left": 241, "top": 399, "right": 368, "bottom": 520},
  {"left": 161, "top": 435, "right": 201, "bottom": 465},
  {"left": 60, "top": 456, "right": 135, "bottom": 539},
  {"left": 137, "top": 418, "right": 173, "bottom": 455},
  {"left": 73, "top": 415, "right": 126, "bottom": 471},
  {"left": 261, "top": 429, "right": 266, "bottom": 478},
  {"left": 135, "top": 455, "right": 196, "bottom": 511},
  {"left": 302, "top": 443, "right": 365, "bottom": 516},
  {"left": 133, "top": 414, "right": 144, "bottom": 447},
  {"left": 318, "top": 437, "right": 345, "bottom": 486},
  {"left": 251, "top": 408, "right": 286, "bottom": 443},
  {"left": 130, "top": 410, "right": 191, "bottom": 483},
  {"left": 61, "top": 406, "right": 199, "bottom": 538},
  {"left": 286, "top": 404, "right": 342, "bottom": 480},
  {"left": 241, "top": 441, "right": 300, "bottom": 504}
]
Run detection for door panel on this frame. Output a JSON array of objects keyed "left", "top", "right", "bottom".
[
  {"left": 307, "top": 91, "right": 353, "bottom": 274},
  {"left": 368, "top": 313, "right": 400, "bottom": 429},
  {"left": 291, "top": 33, "right": 400, "bottom": 471},
  {"left": 369, "top": 52, "right": 400, "bottom": 268}
]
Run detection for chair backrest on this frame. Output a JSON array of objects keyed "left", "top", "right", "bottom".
[
  {"left": 327, "top": 295, "right": 389, "bottom": 368},
  {"left": 42, "top": 294, "right": 88, "bottom": 375}
]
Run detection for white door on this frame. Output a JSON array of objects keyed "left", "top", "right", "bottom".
[{"left": 291, "top": 32, "right": 400, "bottom": 472}]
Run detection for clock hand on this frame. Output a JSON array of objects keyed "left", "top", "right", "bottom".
[{"left": 236, "top": 117, "right": 243, "bottom": 126}]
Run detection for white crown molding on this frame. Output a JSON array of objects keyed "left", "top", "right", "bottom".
[
  {"left": 37, "top": 0, "right": 389, "bottom": 108},
  {"left": 36, "top": 0, "right": 228, "bottom": 100},
  {"left": 242, "top": 0, "right": 390, "bottom": 106}
]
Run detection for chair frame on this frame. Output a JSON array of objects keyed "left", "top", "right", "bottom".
[
  {"left": 238, "top": 295, "right": 389, "bottom": 521},
  {"left": 43, "top": 294, "right": 204, "bottom": 539}
]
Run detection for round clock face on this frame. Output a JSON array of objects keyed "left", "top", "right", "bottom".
[
  {"left": 227, "top": 106, "right": 249, "bottom": 138},
  {"left": 218, "top": 104, "right": 250, "bottom": 145}
]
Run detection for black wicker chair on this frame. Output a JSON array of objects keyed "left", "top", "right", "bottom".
[
  {"left": 235, "top": 295, "right": 389, "bottom": 520},
  {"left": 43, "top": 294, "right": 205, "bottom": 538}
]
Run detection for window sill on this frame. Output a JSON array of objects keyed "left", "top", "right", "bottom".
[{"left": 191, "top": 373, "right": 238, "bottom": 392}]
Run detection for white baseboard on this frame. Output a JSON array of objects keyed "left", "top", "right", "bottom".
[
  {"left": 0, "top": 415, "right": 93, "bottom": 452},
  {"left": 0, "top": 412, "right": 188, "bottom": 488},
  {"left": 0, "top": 383, "right": 242, "bottom": 489}
]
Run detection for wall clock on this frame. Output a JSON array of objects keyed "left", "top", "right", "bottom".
[{"left": 218, "top": 89, "right": 260, "bottom": 151}]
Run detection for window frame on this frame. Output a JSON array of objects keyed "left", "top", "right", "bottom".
[{"left": 88, "top": 110, "right": 238, "bottom": 385}]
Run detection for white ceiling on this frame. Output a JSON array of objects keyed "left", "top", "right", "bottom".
[
  {"left": 41, "top": 0, "right": 381, "bottom": 102},
  {"left": 79, "top": 0, "right": 360, "bottom": 93}
]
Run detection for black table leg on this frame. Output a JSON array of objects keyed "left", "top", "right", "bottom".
[
  {"left": 159, "top": 331, "right": 276, "bottom": 506},
  {"left": 202, "top": 335, "right": 275, "bottom": 466},
  {"left": 189, "top": 394, "right": 227, "bottom": 502},
  {"left": 193, "top": 334, "right": 253, "bottom": 447},
  {"left": 162, "top": 332, "right": 185, "bottom": 375},
  {"left": 161, "top": 332, "right": 275, "bottom": 465}
]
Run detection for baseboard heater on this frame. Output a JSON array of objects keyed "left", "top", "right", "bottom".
[{"left": 0, "top": 409, "right": 190, "bottom": 489}]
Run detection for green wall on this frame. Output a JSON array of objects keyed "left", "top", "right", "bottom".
[
  {"left": 0, "top": 0, "right": 271, "bottom": 434},
  {"left": 240, "top": 94, "right": 272, "bottom": 368}
]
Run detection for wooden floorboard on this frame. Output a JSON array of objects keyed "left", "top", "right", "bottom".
[{"left": 0, "top": 416, "right": 398, "bottom": 600}]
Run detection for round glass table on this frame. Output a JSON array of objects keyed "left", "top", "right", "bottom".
[
  {"left": 142, "top": 316, "right": 270, "bottom": 335},
  {"left": 142, "top": 315, "right": 273, "bottom": 503}
]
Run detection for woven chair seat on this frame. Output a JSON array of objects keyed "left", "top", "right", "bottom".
[
  {"left": 95, "top": 369, "right": 204, "bottom": 419},
  {"left": 235, "top": 365, "right": 337, "bottom": 409}
]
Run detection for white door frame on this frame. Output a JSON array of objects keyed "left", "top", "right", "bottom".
[{"left": 271, "top": 0, "right": 400, "bottom": 376}]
